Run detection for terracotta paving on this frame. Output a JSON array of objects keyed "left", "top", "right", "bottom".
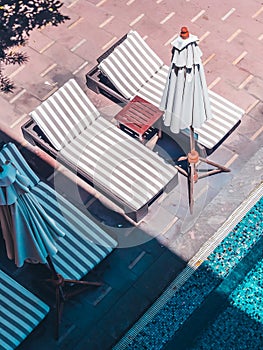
[{"left": 0, "top": 1, "right": 262, "bottom": 349}]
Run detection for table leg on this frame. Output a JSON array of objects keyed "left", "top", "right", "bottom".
[{"left": 157, "top": 118, "right": 162, "bottom": 139}]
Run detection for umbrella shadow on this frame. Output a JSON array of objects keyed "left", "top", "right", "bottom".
[{"left": 153, "top": 132, "right": 188, "bottom": 172}]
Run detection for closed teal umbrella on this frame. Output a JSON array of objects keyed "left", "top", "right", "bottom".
[{"left": 0, "top": 161, "right": 64, "bottom": 267}]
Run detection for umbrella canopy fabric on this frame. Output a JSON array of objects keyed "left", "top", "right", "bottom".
[
  {"left": 0, "top": 161, "right": 64, "bottom": 267},
  {"left": 159, "top": 33, "right": 213, "bottom": 133}
]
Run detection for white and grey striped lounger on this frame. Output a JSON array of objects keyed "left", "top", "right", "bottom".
[
  {"left": 0, "top": 269, "right": 49, "bottom": 350},
  {"left": 0, "top": 143, "right": 118, "bottom": 280},
  {"left": 98, "top": 30, "right": 244, "bottom": 151},
  {"left": 28, "top": 79, "right": 178, "bottom": 222}
]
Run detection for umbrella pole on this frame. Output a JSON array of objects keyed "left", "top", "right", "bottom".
[
  {"left": 188, "top": 126, "right": 198, "bottom": 214},
  {"left": 190, "top": 126, "right": 195, "bottom": 152},
  {"left": 181, "top": 126, "right": 230, "bottom": 214},
  {"left": 45, "top": 255, "right": 103, "bottom": 340}
]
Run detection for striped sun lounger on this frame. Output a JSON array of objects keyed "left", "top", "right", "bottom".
[
  {"left": 0, "top": 269, "right": 49, "bottom": 350},
  {"left": 94, "top": 30, "right": 244, "bottom": 152},
  {"left": 0, "top": 142, "right": 118, "bottom": 280},
  {"left": 21, "top": 79, "right": 178, "bottom": 222}
]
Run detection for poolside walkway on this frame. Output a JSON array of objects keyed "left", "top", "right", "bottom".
[{"left": 0, "top": 1, "right": 262, "bottom": 349}]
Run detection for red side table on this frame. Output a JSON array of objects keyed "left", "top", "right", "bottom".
[{"left": 115, "top": 96, "right": 163, "bottom": 143}]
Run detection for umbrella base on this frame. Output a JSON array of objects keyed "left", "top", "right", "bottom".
[
  {"left": 45, "top": 256, "right": 102, "bottom": 340},
  {"left": 176, "top": 151, "right": 230, "bottom": 214},
  {"left": 174, "top": 126, "right": 230, "bottom": 214}
]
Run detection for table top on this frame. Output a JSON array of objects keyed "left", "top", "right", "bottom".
[{"left": 115, "top": 96, "right": 163, "bottom": 135}]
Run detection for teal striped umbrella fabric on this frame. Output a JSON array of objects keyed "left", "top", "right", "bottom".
[{"left": 0, "top": 161, "right": 64, "bottom": 267}]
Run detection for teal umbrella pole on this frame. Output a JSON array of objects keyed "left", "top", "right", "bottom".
[{"left": 45, "top": 254, "right": 102, "bottom": 340}]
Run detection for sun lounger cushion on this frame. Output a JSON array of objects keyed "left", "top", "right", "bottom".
[
  {"left": 99, "top": 30, "right": 163, "bottom": 99},
  {"left": 98, "top": 30, "right": 244, "bottom": 150},
  {"left": 28, "top": 79, "right": 178, "bottom": 218},
  {"left": 30, "top": 79, "right": 100, "bottom": 151},
  {"left": 58, "top": 116, "right": 177, "bottom": 212},
  {"left": 0, "top": 269, "right": 49, "bottom": 350},
  {"left": 0, "top": 143, "right": 118, "bottom": 280}
]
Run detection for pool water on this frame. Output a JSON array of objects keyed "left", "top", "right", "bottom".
[
  {"left": 127, "top": 195, "right": 263, "bottom": 350},
  {"left": 188, "top": 233, "right": 263, "bottom": 349}
]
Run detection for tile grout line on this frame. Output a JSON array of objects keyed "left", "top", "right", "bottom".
[
  {"left": 93, "top": 286, "right": 112, "bottom": 306},
  {"left": 129, "top": 251, "right": 146, "bottom": 269},
  {"left": 232, "top": 51, "right": 247, "bottom": 65},
  {"left": 99, "top": 15, "right": 115, "bottom": 28},
  {"left": 40, "top": 63, "right": 57, "bottom": 77},
  {"left": 226, "top": 29, "right": 242, "bottom": 43},
  {"left": 73, "top": 61, "right": 89, "bottom": 75},
  {"left": 39, "top": 40, "right": 55, "bottom": 53},
  {"left": 10, "top": 114, "right": 28, "bottom": 129},
  {"left": 8, "top": 65, "right": 25, "bottom": 79},
  {"left": 160, "top": 12, "right": 175, "bottom": 25},
  {"left": 130, "top": 13, "right": 145, "bottom": 26},
  {"left": 250, "top": 125, "right": 263, "bottom": 141},
  {"left": 102, "top": 36, "right": 117, "bottom": 50},
  {"left": 208, "top": 77, "right": 221, "bottom": 89},
  {"left": 191, "top": 9, "right": 205, "bottom": 23},
  {"left": 126, "top": 0, "right": 136, "bottom": 5},
  {"left": 9, "top": 89, "right": 27, "bottom": 104},
  {"left": 221, "top": 8, "right": 236, "bottom": 21},
  {"left": 245, "top": 99, "right": 259, "bottom": 114},
  {"left": 70, "top": 39, "right": 86, "bottom": 52},
  {"left": 224, "top": 153, "right": 239, "bottom": 168},
  {"left": 164, "top": 34, "right": 178, "bottom": 46},
  {"left": 67, "top": 0, "right": 79, "bottom": 8},
  {"left": 203, "top": 53, "right": 216, "bottom": 66},
  {"left": 199, "top": 31, "right": 210, "bottom": 42},
  {"left": 42, "top": 86, "right": 58, "bottom": 101},
  {"left": 68, "top": 17, "right": 84, "bottom": 30},
  {"left": 96, "top": 0, "right": 107, "bottom": 7},
  {"left": 252, "top": 6, "right": 263, "bottom": 18},
  {"left": 238, "top": 74, "right": 254, "bottom": 89}
]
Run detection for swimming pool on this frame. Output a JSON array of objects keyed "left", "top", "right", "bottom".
[
  {"left": 118, "top": 193, "right": 263, "bottom": 349},
  {"left": 167, "top": 195, "right": 263, "bottom": 349},
  {"left": 189, "top": 254, "right": 263, "bottom": 349}
]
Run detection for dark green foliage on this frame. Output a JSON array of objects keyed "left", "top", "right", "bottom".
[{"left": 0, "top": 0, "right": 70, "bottom": 93}]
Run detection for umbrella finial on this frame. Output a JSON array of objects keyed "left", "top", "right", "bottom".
[{"left": 180, "top": 26, "right": 189, "bottom": 39}]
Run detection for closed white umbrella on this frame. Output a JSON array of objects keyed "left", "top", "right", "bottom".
[
  {"left": 160, "top": 27, "right": 230, "bottom": 213},
  {"left": 160, "top": 29, "right": 212, "bottom": 132}
]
